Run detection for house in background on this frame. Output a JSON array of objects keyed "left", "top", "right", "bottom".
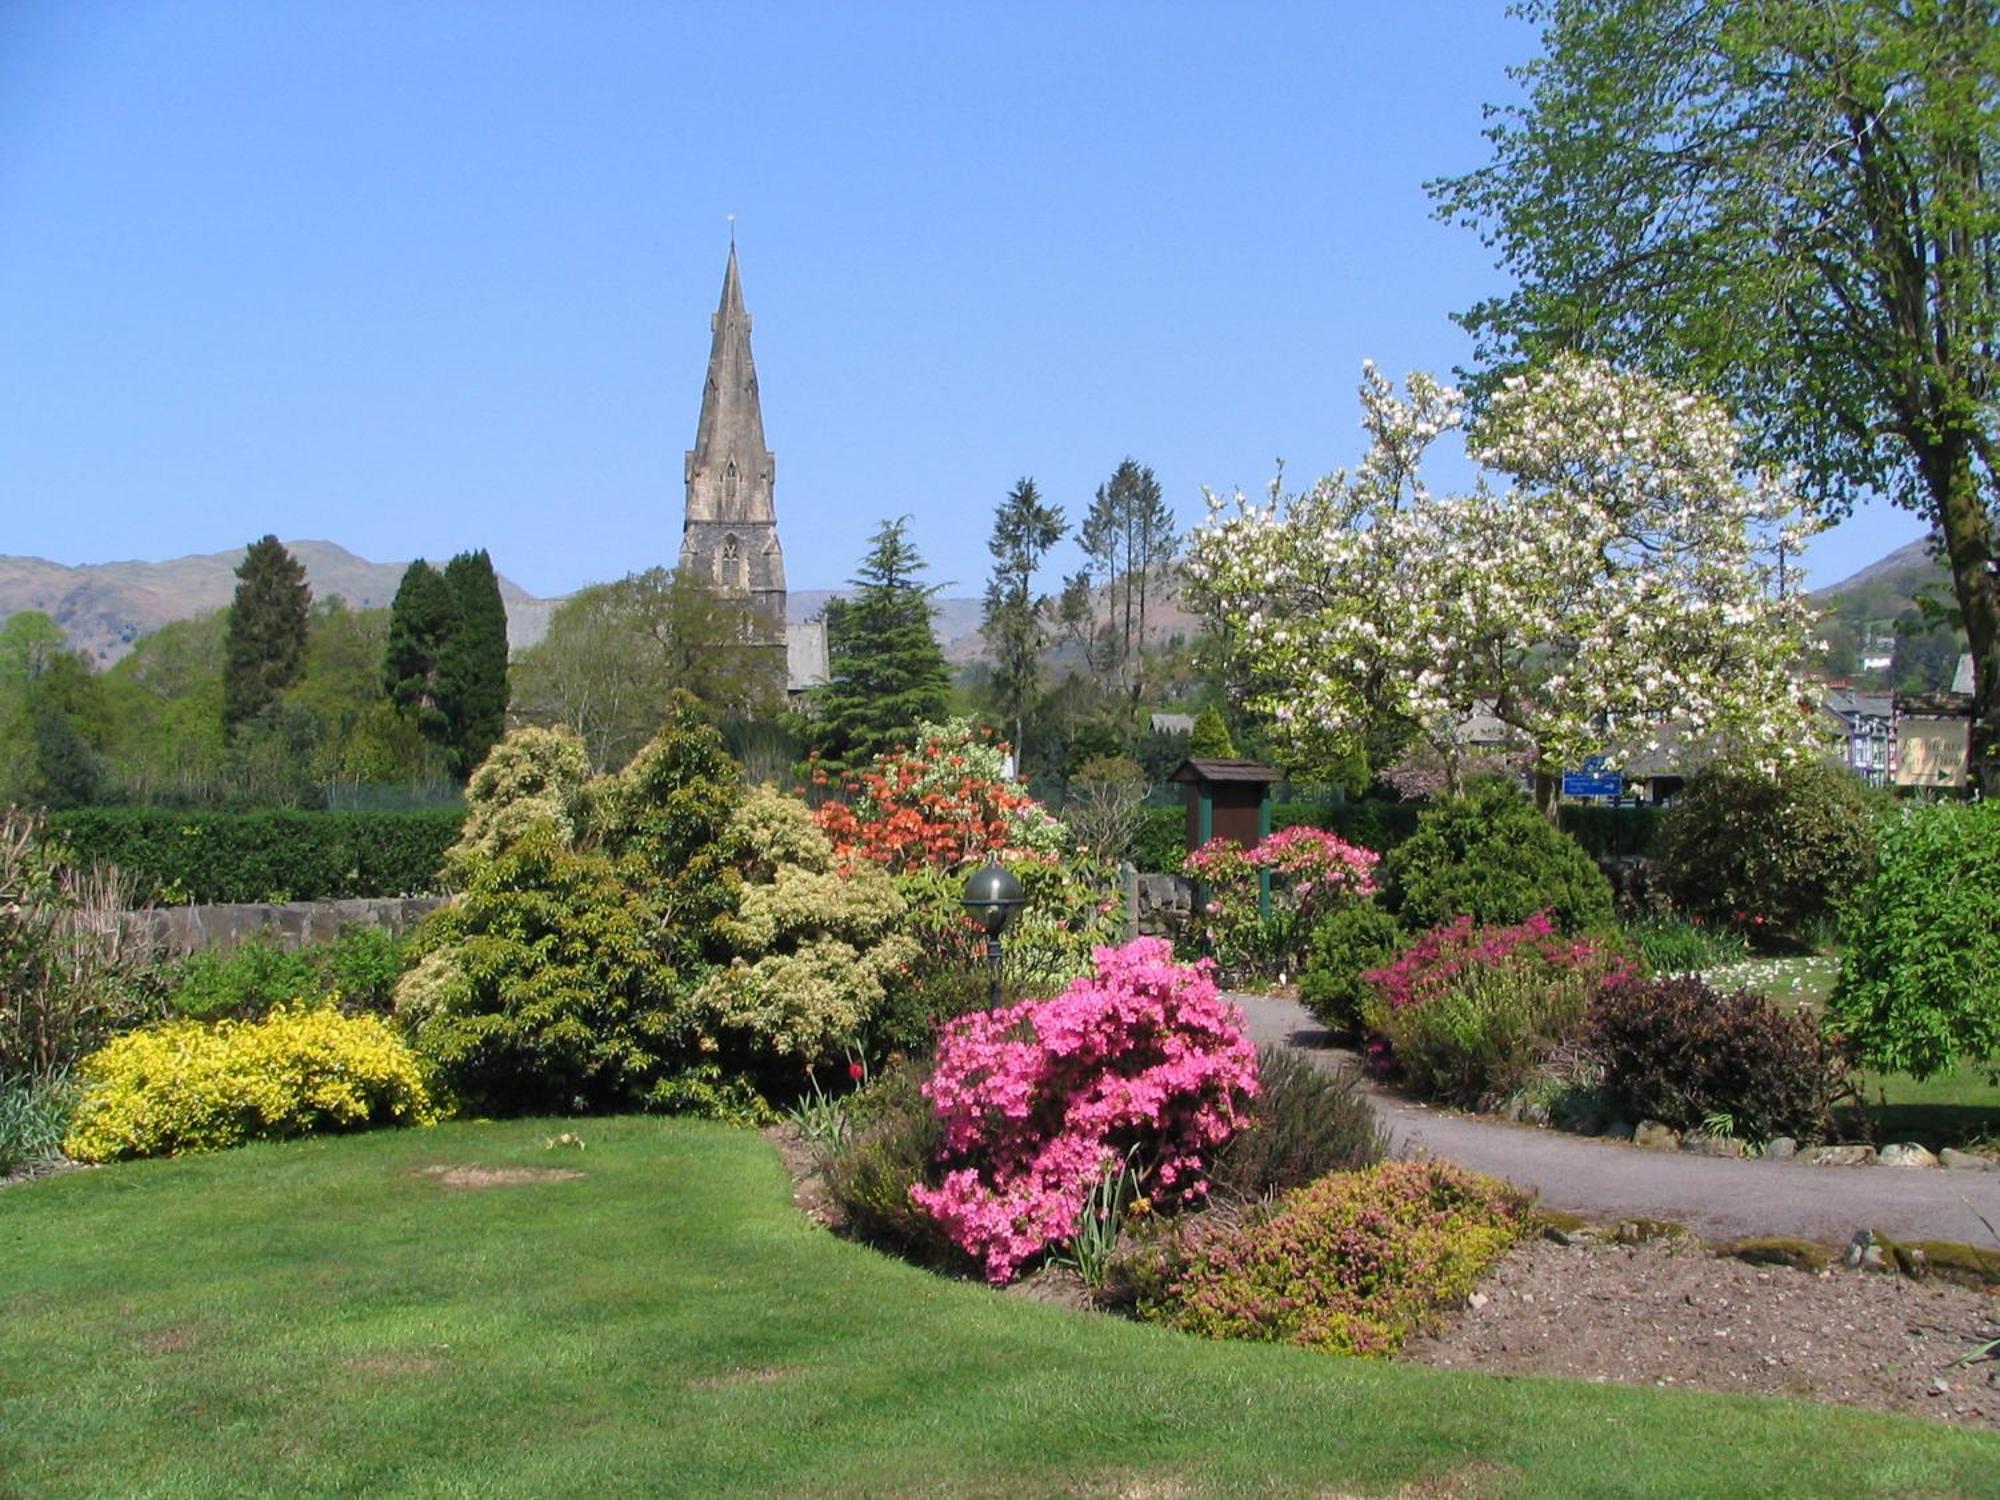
[{"left": 1823, "top": 688, "right": 1896, "bottom": 787}]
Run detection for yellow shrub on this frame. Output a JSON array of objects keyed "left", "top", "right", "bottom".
[{"left": 64, "top": 1005, "right": 437, "bottom": 1162}]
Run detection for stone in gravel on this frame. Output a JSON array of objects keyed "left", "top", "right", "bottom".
[
  {"left": 1680, "top": 1134, "right": 1746, "bottom": 1158},
  {"left": 1844, "top": 1229, "right": 1888, "bottom": 1272},
  {"left": 1634, "top": 1121, "right": 1681, "bottom": 1152},
  {"left": 1879, "top": 1142, "right": 1939, "bottom": 1168},
  {"left": 1806, "top": 1144, "right": 1878, "bottom": 1167},
  {"left": 1763, "top": 1137, "right": 1797, "bottom": 1160},
  {"left": 1939, "top": 1148, "right": 1996, "bottom": 1172}
]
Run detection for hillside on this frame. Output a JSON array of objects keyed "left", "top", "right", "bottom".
[
  {"left": 1809, "top": 536, "right": 1951, "bottom": 619},
  {"left": 0, "top": 542, "right": 557, "bottom": 665}
]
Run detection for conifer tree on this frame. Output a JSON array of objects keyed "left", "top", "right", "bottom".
[
  {"left": 806, "top": 517, "right": 951, "bottom": 773},
  {"left": 982, "top": 477, "right": 1065, "bottom": 760},
  {"left": 222, "top": 535, "right": 312, "bottom": 731},
  {"left": 441, "top": 549, "right": 510, "bottom": 776},
  {"left": 382, "top": 559, "right": 459, "bottom": 754},
  {"left": 1190, "top": 704, "right": 1238, "bottom": 760}
]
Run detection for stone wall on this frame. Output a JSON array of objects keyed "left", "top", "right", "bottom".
[
  {"left": 122, "top": 897, "right": 444, "bottom": 956},
  {"left": 1129, "top": 870, "right": 1196, "bottom": 942}
]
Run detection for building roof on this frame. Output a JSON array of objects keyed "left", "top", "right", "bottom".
[
  {"left": 1167, "top": 758, "right": 1285, "bottom": 785},
  {"left": 1149, "top": 712, "right": 1195, "bottom": 735}
]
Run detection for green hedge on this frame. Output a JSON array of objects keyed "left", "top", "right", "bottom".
[
  {"left": 1130, "top": 799, "right": 1657, "bottom": 873},
  {"left": 46, "top": 808, "right": 465, "bottom": 905}
]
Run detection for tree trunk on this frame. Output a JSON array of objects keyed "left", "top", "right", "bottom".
[
  {"left": 1923, "top": 441, "right": 2000, "bottom": 798},
  {"left": 1533, "top": 767, "right": 1561, "bottom": 822}
]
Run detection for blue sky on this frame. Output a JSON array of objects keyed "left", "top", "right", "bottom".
[{"left": 1, "top": 1, "right": 1927, "bottom": 604}]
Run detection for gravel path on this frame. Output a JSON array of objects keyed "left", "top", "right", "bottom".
[{"left": 1229, "top": 993, "right": 2000, "bottom": 1247}]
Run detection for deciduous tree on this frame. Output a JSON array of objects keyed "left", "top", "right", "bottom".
[{"left": 1431, "top": 0, "right": 2000, "bottom": 793}]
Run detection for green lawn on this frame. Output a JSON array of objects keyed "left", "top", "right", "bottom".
[
  {"left": 1704, "top": 956, "right": 2000, "bottom": 1146},
  {"left": 2, "top": 1119, "right": 1994, "bottom": 1498}
]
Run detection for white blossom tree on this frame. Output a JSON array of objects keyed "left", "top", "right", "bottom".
[{"left": 1185, "top": 356, "right": 1827, "bottom": 813}]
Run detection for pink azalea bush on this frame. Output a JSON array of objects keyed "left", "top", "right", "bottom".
[
  {"left": 910, "top": 936, "right": 1260, "bottom": 1283},
  {"left": 1364, "top": 910, "right": 1631, "bottom": 1013},
  {"left": 1181, "top": 826, "right": 1380, "bottom": 979}
]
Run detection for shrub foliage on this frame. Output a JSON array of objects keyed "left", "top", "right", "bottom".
[
  {"left": 1590, "top": 974, "right": 1851, "bottom": 1143},
  {"left": 1381, "top": 777, "right": 1615, "bottom": 935},
  {"left": 1142, "top": 1159, "right": 1527, "bottom": 1356},
  {"left": 1205, "top": 1045, "right": 1384, "bottom": 1202},
  {"left": 47, "top": 806, "right": 464, "bottom": 905},
  {"left": 1655, "top": 759, "right": 1876, "bottom": 936},
  {"left": 64, "top": 1005, "right": 434, "bottom": 1162},
  {"left": 1297, "top": 899, "right": 1403, "bottom": 1035},
  {"left": 1828, "top": 800, "right": 2000, "bottom": 1080}
]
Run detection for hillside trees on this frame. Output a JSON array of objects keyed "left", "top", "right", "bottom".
[
  {"left": 1431, "top": 0, "right": 2000, "bottom": 794},
  {"left": 1186, "top": 360, "right": 1823, "bottom": 813},
  {"left": 982, "top": 477, "right": 1066, "bottom": 761},
  {"left": 222, "top": 536, "right": 311, "bottom": 731},
  {"left": 1071, "top": 458, "right": 1180, "bottom": 701},
  {"left": 806, "top": 518, "right": 951, "bottom": 773},
  {"left": 511, "top": 566, "right": 782, "bottom": 773}
]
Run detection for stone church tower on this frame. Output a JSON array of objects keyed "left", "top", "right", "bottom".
[{"left": 680, "top": 243, "right": 786, "bottom": 640}]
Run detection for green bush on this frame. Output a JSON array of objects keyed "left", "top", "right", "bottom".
[
  {"left": 63, "top": 1005, "right": 435, "bottom": 1162},
  {"left": 1558, "top": 803, "right": 1662, "bottom": 860},
  {"left": 1296, "top": 900, "right": 1403, "bottom": 1035},
  {"left": 1372, "top": 957, "right": 1602, "bottom": 1110},
  {"left": 1140, "top": 1159, "right": 1527, "bottom": 1356},
  {"left": 1129, "top": 805, "right": 1186, "bottom": 875},
  {"left": 821, "top": 1058, "right": 965, "bottom": 1267},
  {"left": 1274, "top": 800, "right": 1423, "bottom": 857},
  {"left": 1380, "top": 777, "right": 1615, "bottom": 935},
  {"left": 1655, "top": 759, "right": 1877, "bottom": 937},
  {"left": 1590, "top": 974, "right": 1851, "bottom": 1143},
  {"left": 163, "top": 926, "right": 407, "bottom": 1021},
  {"left": 46, "top": 806, "right": 464, "bottom": 905},
  {"left": 1205, "top": 1045, "right": 1384, "bottom": 1201},
  {"left": 1828, "top": 800, "right": 2000, "bottom": 1081}
]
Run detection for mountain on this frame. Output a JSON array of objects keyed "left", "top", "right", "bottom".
[
  {"left": 1809, "top": 536, "right": 1951, "bottom": 620},
  {"left": 0, "top": 542, "right": 557, "bottom": 665}
]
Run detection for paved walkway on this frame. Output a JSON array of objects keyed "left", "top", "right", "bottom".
[{"left": 1228, "top": 992, "right": 2000, "bottom": 1248}]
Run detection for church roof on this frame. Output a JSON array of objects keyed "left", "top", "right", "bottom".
[{"left": 686, "top": 242, "right": 774, "bottom": 527}]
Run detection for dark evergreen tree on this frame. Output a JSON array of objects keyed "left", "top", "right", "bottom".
[
  {"left": 382, "top": 560, "right": 459, "bottom": 754},
  {"left": 806, "top": 517, "right": 950, "bottom": 773},
  {"left": 222, "top": 535, "right": 311, "bottom": 731},
  {"left": 441, "top": 549, "right": 511, "bottom": 777},
  {"left": 982, "top": 477, "right": 1065, "bottom": 761}
]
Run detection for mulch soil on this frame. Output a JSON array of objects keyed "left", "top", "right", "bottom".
[{"left": 766, "top": 1124, "right": 2000, "bottom": 1430}]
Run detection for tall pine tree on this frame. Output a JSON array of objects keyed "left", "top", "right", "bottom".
[
  {"left": 982, "top": 477, "right": 1065, "bottom": 761},
  {"left": 441, "top": 549, "right": 510, "bottom": 777},
  {"left": 382, "top": 559, "right": 459, "bottom": 756},
  {"left": 1077, "top": 458, "right": 1179, "bottom": 701},
  {"left": 222, "top": 535, "right": 312, "bottom": 731},
  {"left": 807, "top": 517, "right": 950, "bottom": 773}
]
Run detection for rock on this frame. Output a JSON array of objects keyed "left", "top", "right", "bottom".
[
  {"left": 1763, "top": 1137, "right": 1798, "bottom": 1161},
  {"left": 1805, "top": 1144, "right": 1878, "bottom": 1167},
  {"left": 1879, "top": 1142, "right": 1939, "bottom": 1169},
  {"left": 1680, "top": 1134, "right": 1746, "bottom": 1158},
  {"left": 1467, "top": 1292, "right": 1488, "bottom": 1310},
  {"left": 1844, "top": 1228, "right": 1889, "bottom": 1272},
  {"left": 1940, "top": 1148, "right": 1996, "bottom": 1172},
  {"left": 1634, "top": 1121, "right": 1682, "bottom": 1152},
  {"left": 1602, "top": 1119, "right": 1635, "bottom": 1141}
]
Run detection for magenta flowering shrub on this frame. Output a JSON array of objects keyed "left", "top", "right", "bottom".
[
  {"left": 910, "top": 937, "right": 1260, "bottom": 1283},
  {"left": 1361, "top": 912, "right": 1637, "bottom": 1107},
  {"left": 1181, "top": 827, "right": 1380, "bottom": 980},
  {"left": 1364, "top": 911, "right": 1632, "bottom": 1013}
]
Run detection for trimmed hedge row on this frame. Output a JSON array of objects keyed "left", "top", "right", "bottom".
[
  {"left": 1130, "top": 799, "right": 1659, "bottom": 873},
  {"left": 46, "top": 807, "right": 465, "bottom": 904}
]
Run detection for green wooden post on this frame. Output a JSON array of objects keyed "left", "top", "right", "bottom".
[
  {"left": 1197, "top": 788, "right": 1213, "bottom": 848},
  {"left": 1256, "top": 786, "right": 1273, "bottom": 921}
]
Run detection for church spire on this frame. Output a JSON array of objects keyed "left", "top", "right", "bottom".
[{"left": 681, "top": 242, "right": 786, "bottom": 633}]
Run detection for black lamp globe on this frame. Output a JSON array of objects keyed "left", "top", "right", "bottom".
[
  {"left": 961, "top": 861, "right": 1026, "bottom": 938},
  {"left": 961, "top": 861, "right": 1026, "bottom": 1006}
]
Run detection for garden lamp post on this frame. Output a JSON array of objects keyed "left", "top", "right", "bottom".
[{"left": 960, "top": 861, "right": 1025, "bottom": 1008}]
